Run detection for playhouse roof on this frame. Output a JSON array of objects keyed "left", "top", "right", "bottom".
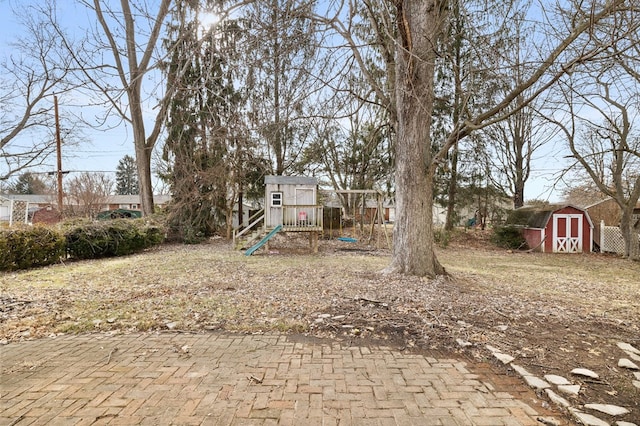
[
  {"left": 507, "top": 204, "right": 591, "bottom": 229},
  {"left": 265, "top": 175, "right": 317, "bottom": 185}
]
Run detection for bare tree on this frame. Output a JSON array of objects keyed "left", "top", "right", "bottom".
[
  {"left": 479, "top": 10, "right": 550, "bottom": 209},
  {"left": 243, "top": 0, "right": 321, "bottom": 175},
  {"left": 42, "top": 0, "right": 173, "bottom": 216},
  {"left": 386, "top": 0, "right": 636, "bottom": 276},
  {"left": 65, "top": 172, "right": 114, "bottom": 218},
  {"left": 550, "top": 75, "right": 640, "bottom": 260},
  {"left": 0, "top": 4, "right": 73, "bottom": 180}
]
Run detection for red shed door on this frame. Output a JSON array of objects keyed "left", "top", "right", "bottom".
[{"left": 553, "top": 214, "right": 583, "bottom": 253}]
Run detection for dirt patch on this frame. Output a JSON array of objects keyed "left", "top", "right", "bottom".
[{"left": 1, "top": 230, "right": 639, "bottom": 423}]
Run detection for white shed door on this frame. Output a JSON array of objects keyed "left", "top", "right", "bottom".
[{"left": 553, "top": 214, "right": 583, "bottom": 253}]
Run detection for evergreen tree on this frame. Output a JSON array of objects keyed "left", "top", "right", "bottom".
[
  {"left": 115, "top": 155, "right": 139, "bottom": 195},
  {"left": 10, "top": 173, "right": 49, "bottom": 194},
  {"left": 161, "top": 2, "right": 265, "bottom": 242}
]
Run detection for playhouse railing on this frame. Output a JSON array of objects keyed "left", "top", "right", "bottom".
[
  {"left": 232, "top": 208, "right": 265, "bottom": 247},
  {"left": 280, "top": 204, "right": 323, "bottom": 230}
]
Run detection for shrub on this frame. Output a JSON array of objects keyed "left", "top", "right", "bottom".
[
  {"left": 0, "top": 225, "right": 66, "bottom": 271},
  {"left": 491, "top": 225, "right": 527, "bottom": 250},
  {"left": 64, "top": 218, "right": 165, "bottom": 260},
  {"left": 434, "top": 228, "right": 451, "bottom": 248}
]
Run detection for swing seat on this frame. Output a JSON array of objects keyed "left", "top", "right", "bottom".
[{"left": 337, "top": 237, "right": 357, "bottom": 243}]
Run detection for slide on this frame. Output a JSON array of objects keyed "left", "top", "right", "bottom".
[{"left": 244, "top": 225, "right": 283, "bottom": 256}]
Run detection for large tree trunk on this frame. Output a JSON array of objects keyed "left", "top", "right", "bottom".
[
  {"left": 620, "top": 207, "right": 640, "bottom": 261},
  {"left": 387, "top": 0, "right": 446, "bottom": 277},
  {"left": 135, "top": 143, "right": 154, "bottom": 216}
]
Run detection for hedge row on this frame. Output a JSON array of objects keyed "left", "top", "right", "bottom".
[
  {"left": 0, "top": 226, "right": 66, "bottom": 271},
  {"left": 0, "top": 219, "right": 165, "bottom": 271}
]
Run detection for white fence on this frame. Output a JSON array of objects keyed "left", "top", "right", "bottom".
[{"left": 600, "top": 220, "right": 640, "bottom": 254}]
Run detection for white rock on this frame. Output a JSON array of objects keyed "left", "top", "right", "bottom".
[
  {"left": 625, "top": 351, "right": 640, "bottom": 362},
  {"left": 618, "top": 358, "right": 639, "bottom": 370},
  {"left": 496, "top": 325, "right": 509, "bottom": 331},
  {"left": 493, "top": 352, "right": 515, "bottom": 364},
  {"left": 571, "top": 368, "right": 599, "bottom": 379},
  {"left": 557, "top": 384, "right": 581, "bottom": 395},
  {"left": 616, "top": 422, "right": 638, "bottom": 426},
  {"left": 523, "top": 375, "right": 551, "bottom": 390},
  {"left": 545, "top": 389, "right": 571, "bottom": 407},
  {"left": 617, "top": 342, "right": 640, "bottom": 355},
  {"left": 633, "top": 380, "right": 640, "bottom": 389},
  {"left": 584, "top": 404, "right": 630, "bottom": 416},
  {"left": 165, "top": 322, "right": 177, "bottom": 330},
  {"left": 317, "top": 314, "right": 331, "bottom": 319},
  {"left": 569, "top": 408, "right": 610, "bottom": 426},
  {"left": 456, "top": 338, "right": 473, "bottom": 348},
  {"left": 634, "top": 372, "right": 640, "bottom": 380},
  {"left": 544, "top": 374, "right": 571, "bottom": 385},
  {"left": 510, "top": 364, "right": 532, "bottom": 377}
]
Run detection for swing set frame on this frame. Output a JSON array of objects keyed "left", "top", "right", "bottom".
[{"left": 327, "top": 189, "right": 391, "bottom": 249}]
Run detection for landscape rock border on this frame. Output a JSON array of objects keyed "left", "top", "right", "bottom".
[{"left": 485, "top": 341, "right": 639, "bottom": 426}]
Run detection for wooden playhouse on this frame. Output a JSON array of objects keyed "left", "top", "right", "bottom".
[
  {"left": 508, "top": 204, "right": 594, "bottom": 253},
  {"left": 235, "top": 175, "right": 323, "bottom": 255}
]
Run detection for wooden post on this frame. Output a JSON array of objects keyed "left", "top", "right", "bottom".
[{"left": 54, "top": 95, "right": 64, "bottom": 216}]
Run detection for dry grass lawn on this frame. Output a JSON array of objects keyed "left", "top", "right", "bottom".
[{"left": 1, "top": 230, "right": 639, "bottom": 420}]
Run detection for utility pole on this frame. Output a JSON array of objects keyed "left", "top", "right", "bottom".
[{"left": 54, "top": 95, "right": 64, "bottom": 216}]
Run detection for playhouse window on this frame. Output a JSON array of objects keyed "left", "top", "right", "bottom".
[{"left": 271, "top": 192, "right": 283, "bottom": 207}]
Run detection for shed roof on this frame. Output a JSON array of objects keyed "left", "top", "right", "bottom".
[
  {"left": 507, "top": 204, "right": 591, "bottom": 229},
  {"left": 265, "top": 175, "right": 317, "bottom": 185}
]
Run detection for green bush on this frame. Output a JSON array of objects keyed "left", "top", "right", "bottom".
[
  {"left": 491, "top": 225, "right": 527, "bottom": 250},
  {"left": 64, "top": 218, "right": 165, "bottom": 260},
  {"left": 0, "top": 226, "right": 66, "bottom": 271}
]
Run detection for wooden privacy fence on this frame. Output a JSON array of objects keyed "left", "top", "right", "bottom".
[{"left": 600, "top": 220, "right": 640, "bottom": 254}]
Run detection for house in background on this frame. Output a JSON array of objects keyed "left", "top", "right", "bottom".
[
  {"left": 0, "top": 194, "right": 56, "bottom": 224},
  {"left": 508, "top": 204, "right": 594, "bottom": 253},
  {"left": 105, "top": 194, "right": 172, "bottom": 212},
  {"left": 1, "top": 193, "right": 172, "bottom": 224}
]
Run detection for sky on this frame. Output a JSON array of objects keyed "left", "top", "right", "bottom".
[
  {"left": 0, "top": 0, "right": 566, "bottom": 202},
  {"left": 0, "top": 0, "right": 161, "bottom": 189}
]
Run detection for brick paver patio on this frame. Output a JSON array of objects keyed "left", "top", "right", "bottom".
[{"left": 0, "top": 332, "right": 564, "bottom": 425}]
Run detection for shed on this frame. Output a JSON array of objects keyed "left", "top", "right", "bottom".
[{"left": 508, "top": 204, "right": 594, "bottom": 253}]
